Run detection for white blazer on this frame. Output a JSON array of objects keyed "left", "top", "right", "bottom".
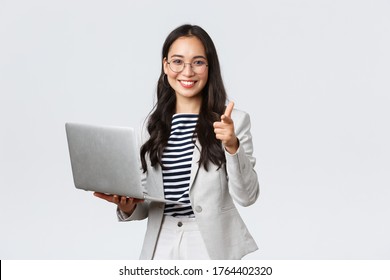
[{"left": 118, "top": 109, "right": 260, "bottom": 259}]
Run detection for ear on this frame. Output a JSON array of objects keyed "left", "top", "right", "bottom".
[{"left": 163, "top": 57, "right": 168, "bottom": 75}]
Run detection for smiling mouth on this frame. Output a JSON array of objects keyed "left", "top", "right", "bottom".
[{"left": 179, "top": 80, "right": 196, "bottom": 88}]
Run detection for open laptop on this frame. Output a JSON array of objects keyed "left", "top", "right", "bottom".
[{"left": 65, "top": 122, "right": 184, "bottom": 205}]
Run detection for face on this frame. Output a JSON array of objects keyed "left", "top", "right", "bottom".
[{"left": 164, "top": 36, "right": 209, "bottom": 103}]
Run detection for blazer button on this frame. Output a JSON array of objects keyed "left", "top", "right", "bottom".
[
  {"left": 177, "top": 221, "right": 183, "bottom": 227},
  {"left": 195, "top": 206, "right": 202, "bottom": 213}
]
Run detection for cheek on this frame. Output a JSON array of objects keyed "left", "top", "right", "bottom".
[
  {"left": 166, "top": 73, "right": 179, "bottom": 88},
  {"left": 166, "top": 71, "right": 179, "bottom": 80}
]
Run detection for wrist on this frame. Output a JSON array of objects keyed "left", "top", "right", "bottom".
[{"left": 225, "top": 138, "right": 239, "bottom": 154}]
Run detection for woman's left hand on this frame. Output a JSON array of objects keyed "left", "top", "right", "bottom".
[{"left": 213, "top": 101, "right": 239, "bottom": 154}]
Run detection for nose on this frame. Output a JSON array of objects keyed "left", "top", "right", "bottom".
[{"left": 181, "top": 63, "right": 195, "bottom": 76}]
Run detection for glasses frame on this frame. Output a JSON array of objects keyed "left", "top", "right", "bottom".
[{"left": 166, "top": 59, "right": 209, "bottom": 74}]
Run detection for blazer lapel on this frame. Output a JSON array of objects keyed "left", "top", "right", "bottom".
[{"left": 189, "top": 139, "right": 201, "bottom": 190}]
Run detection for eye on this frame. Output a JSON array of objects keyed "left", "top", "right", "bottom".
[
  {"left": 171, "top": 59, "right": 184, "bottom": 65},
  {"left": 193, "top": 60, "right": 206, "bottom": 66}
]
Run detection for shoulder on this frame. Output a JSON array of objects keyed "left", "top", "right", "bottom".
[{"left": 231, "top": 108, "right": 251, "bottom": 126}]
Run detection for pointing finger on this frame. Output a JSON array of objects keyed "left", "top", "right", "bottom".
[{"left": 224, "top": 101, "right": 234, "bottom": 118}]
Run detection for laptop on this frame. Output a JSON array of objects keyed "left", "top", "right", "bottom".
[{"left": 65, "top": 122, "right": 185, "bottom": 205}]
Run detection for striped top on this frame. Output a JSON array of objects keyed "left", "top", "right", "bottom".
[{"left": 162, "top": 114, "right": 198, "bottom": 217}]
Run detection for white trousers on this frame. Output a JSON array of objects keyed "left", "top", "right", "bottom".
[{"left": 152, "top": 216, "right": 210, "bottom": 260}]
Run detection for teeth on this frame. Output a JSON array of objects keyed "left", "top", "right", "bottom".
[{"left": 181, "top": 81, "right": 194, "bottom": 86}]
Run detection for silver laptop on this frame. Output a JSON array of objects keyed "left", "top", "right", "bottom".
[{"left": 65, "top": 122, "right": 184, "bottom": 205}]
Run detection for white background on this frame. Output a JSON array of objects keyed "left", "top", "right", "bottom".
[{"left": 1, "top": 0, "right": 389, "bottom": 259}]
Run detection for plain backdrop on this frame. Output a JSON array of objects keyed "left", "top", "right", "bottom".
[{"left": 1, "top": 0, "right": 389, "bottom": 259}]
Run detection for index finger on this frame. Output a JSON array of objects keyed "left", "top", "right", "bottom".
[{"left": 224, "top": 101, "right": 234, "bottom": 118}]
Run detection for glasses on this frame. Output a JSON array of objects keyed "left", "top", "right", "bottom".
[{"left": 167, "top": 59, "right": 208, "bottom": 74}]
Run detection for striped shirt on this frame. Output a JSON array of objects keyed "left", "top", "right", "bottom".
[{"left": 162, "top": 114, "right": 198, "bottom": 217}]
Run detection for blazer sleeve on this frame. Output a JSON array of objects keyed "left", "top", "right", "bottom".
[
  {"left": 225, "top": 110, "right": 260, "bottom": 206},
  {"left": 117, "top": 201, "right": 149, "bottom": 221}
]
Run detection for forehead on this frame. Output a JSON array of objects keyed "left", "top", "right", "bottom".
[{"left": 168, "top": 36, "right": 206, "bottom": 58}]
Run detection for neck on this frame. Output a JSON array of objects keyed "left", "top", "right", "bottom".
[{"left": 175, "top": 95, "right": 202, "bottom": 114}]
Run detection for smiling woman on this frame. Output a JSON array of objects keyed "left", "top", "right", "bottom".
[{"left": 94, "top": 24, "right": 260, "bottom": 260}]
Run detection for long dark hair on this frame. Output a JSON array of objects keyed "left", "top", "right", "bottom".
[{"left": 140, "top": 24, "right": 227, "bottom": 172}]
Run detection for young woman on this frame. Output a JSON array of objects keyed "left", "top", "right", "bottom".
[{"left": 94, "top": 24, "right": 260, "bottom": 260}]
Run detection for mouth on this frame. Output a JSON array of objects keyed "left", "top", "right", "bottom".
[{"left": 179, "top": 80, "right": 197, "bottom": 88}]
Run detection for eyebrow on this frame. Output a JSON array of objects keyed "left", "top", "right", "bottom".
[{"left": 170, "top": 54, "right": 207, "bottom": 60}]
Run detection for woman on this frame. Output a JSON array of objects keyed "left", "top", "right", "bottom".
[{"left": 94, "top": 24, "right": 260, "bottom": 260}]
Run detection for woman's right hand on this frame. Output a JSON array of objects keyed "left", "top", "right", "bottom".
[{"left": 93, "top": 192, "right": 144, "bottom": 216}]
